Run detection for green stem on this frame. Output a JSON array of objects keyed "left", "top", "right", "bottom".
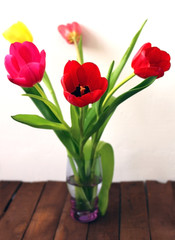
[
  {"left": 76, "top": 187, "right": 93, "bottom": 210},
  {"left": 68, "top": 158, "right": 93, "bottom": 210},
  {"left": 90, "top": 132, "right": 98, "bottom": 170},
  {"left": 34, "top": 83, "right": 48, "bottom": 99},
  {"left": 90, "top": 146, "right": 98, "bottom": 179},
  {"left": 78, "top": 107, "right": 87, "bottom": 180},
  {"left": 79, "top": 107, "right": 85, "bottom": 159},
  {"left": 102, "top": 72, "right": 135, "bottom": 108},
  {"left": 68, "top": 155, "right": 79, "bottom": 178},
  {"left": 73, "top": 39, "right": 83, "bottom": 64},
  {"left": 43, "top": 71, "right": 63, "bottom": 120}
]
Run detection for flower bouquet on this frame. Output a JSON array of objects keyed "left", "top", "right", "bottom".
[{"left": 3, "top": 20, "right": 170, "bottom": 222}]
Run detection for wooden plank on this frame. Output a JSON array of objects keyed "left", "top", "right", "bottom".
[
  {"left": 54, "top": 194, "right": 88, "bottom": 240},
  {"left": 23, "top": 181, "right": 68, "bottom": 240},
  {"left": 0, "top": 181, "right": 21, "bottom": 217},
  {"left": 87, "top": 183, "right": 120, "bottom": 240},
  {"left": 120, "top": 182, "right": 150, "bottom": 240},
  {"left": 147, "top": 181, "right": 175, "bottom": 240},
  {"left": 0, "top": 182, "right": 45, "bottom": 240}
]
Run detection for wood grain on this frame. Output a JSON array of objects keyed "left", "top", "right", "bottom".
[
  {"left": 23, "top": 181, "right": 67, "bottom": 240},
  {"left": 120, "top": 182, "right": 150, "bottom": 240},
  {"left": 87, "top": 183, "right": 120, "bottom": 240},
  {"left": 0, "top": 182, "right": 44, "bottom": 240},
  {"left": 1, "top": 181, "right": 175, "bottom": 239},
  {"left": 0, "top": 181, "right": 21, "bottom": 217},
  {"left": 54, "top": 194, "right": 89, "bottom": 240},
  {"left": 147, "top": 181, "right": 175, "bottom": 240}
]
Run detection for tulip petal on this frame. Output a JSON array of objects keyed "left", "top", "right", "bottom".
[
  {"left": 131, "top": 42, "right": 151, "bottom": 68},
  {"left": 5, "top": 55, "right": 19, "bottom": 78},
  {"left": 40, "top": 50, "right": 46, "bottom": 69},
  {"left": 82, "top": 62, "right": 102, "bottom": 90},
  {"left": 19, "top": 62, "right": 44, "bottom": 87},
  {"left": 63, "top": 60, "right": 80, "bottom": 74},
  {"left": 134, "top": 67, "right": 164, "bottom": 78},
  {"left": 10, "top": 42, "right": 27, "bottom": 67},
  {"left": 63, "top": 82, "right": 107, "bottom": 108},
  {"left": 63, "top": 91, "right": 86, "bottom": 107},
  {"left": 61, "top": 74, "right": 76, "bottom": 93},
  {"left": 159, "top": 60, "right": 171, "bottom": 71},
  {"left": 10, "top": 42, "right": 42, "bottom": 67},
  {"left": 63, "top": 61, "right": 80, "bottom": 91},
  {"left": 58, "top": 25, "right": 69, "bottom": 40},
  {"left": 22, "top": 41, "right": 41, "bottom": 62},
  {"left": 82, "top": 89, "right": 104, "bottom": 103},
  {"left": 71, "top": 22, "right": 81, "bottom": 34},
  {"left": 7, "top": 75, "right": 27, "bottom": 87},
  {"left": 76, "top": 66, "right": 87, "bottom": 86}
]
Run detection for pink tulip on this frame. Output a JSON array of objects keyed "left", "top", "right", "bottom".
[
  {"left": 5, "top": 41, "right": 46, "bottom": 87},
  {"left": 58, "top": 22, "right": 81, "bottom": 44}
]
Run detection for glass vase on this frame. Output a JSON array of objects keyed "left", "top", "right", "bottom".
[{"left": 66, "top": 155, "right": 102, "bottom": 223}]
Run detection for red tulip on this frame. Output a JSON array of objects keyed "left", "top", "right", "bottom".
[
  {"left": 58, "top": 22, "right": 81, "bottom": 44},
  {"left": 131, "top": 42, "right": 171, "bottom": 78},
  {"left": 61, "top": 60, "right": 108, "bottom": 107},
  {"left": 5, "top": 41, "right": 46, "bottom": 87}
]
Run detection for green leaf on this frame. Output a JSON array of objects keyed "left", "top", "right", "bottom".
[
  {"left": 42, "top": 72, "right": 63, "bottom": 119},
  {"left": 84, "top": 76, "right": 157, "bottom": 143},
  {"left": 22, "top": 93, "right": 62, "bottom": 122},
  {"left": 78, "top": 35, "right": 84, "bottom": 64},
  {"left": 83, "top": 139, "right": 93, "bottom": 176},
  {"left": 109, "top": 19, "right": 147, "bottom": 91},
  {"left": 92, "top": 60, "right": 115, "bottom": 116},
  {"left": 95, "top": 96, "right": 115, "bottom": 142},
  {"left": 84, "top": 106, "right": 97, "bottom": 133},
  {"left": 22, "top": 86, "right": 78, "bottom": 159},
  {"left": 23, "top": 85, "right": 58, "bottom": 122},
  {"left": 103, "top": 76, "right": 157, "bottom": 117},
  {"left": 99, "top": 60, "right": 115, "bottom": 106},
  {"left": 12, "top": 114, "right": 68, "bottom": 131},
  {"left": 70, "top": 105, "right": 80, "bottom": 142},
  {"left": 12, "top": 114, "right": 79, "bottom": 159},
  {"left": 97, "top": 141, "right": 114, "bottom": 215}
]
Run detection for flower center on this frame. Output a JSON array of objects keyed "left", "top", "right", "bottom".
[
  {"left": 68, "top": 31, "right": 80, "bottom": 43},
  {"left": 71, "top": 84, "right": 90, "bottom": 97}
]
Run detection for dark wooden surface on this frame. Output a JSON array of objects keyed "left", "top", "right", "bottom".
[{"left": 1, "top": 181, "right": 175, "bottom": 240}]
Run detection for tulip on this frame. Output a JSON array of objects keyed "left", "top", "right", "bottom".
[
  {"left": 131, "top": 42, "right": 171, "bottom": 78},
  {"left": 5, "top": 41, "right": 46, "bottom": 87},
  {"left": 3, "top": 21, "right": 33, "bottom": 43},
  {"left": 61, "top": 60, "right": 108, "bottom": 107},
  {"left": 58, "top": 22, "right": 81, "bottom": 44}
]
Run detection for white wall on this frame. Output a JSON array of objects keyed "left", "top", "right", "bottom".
[{"left": 0, "top": 0, "right": 175, "bottom": 182}]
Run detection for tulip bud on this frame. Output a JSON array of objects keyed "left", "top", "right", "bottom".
[
  {"left": 3, "top": 21, "right": 33, "bottom": 43},
  {"left": 131, "top": 43, "right": 171, "bottom": 78}
]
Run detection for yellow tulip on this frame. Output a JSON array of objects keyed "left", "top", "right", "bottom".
[{"left": 3, "top": 21, "right": 33, "bottom": 43}]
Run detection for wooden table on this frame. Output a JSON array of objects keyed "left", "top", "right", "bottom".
[{"left": 0, "top": 181, "right": 175, "bottom": 240}]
